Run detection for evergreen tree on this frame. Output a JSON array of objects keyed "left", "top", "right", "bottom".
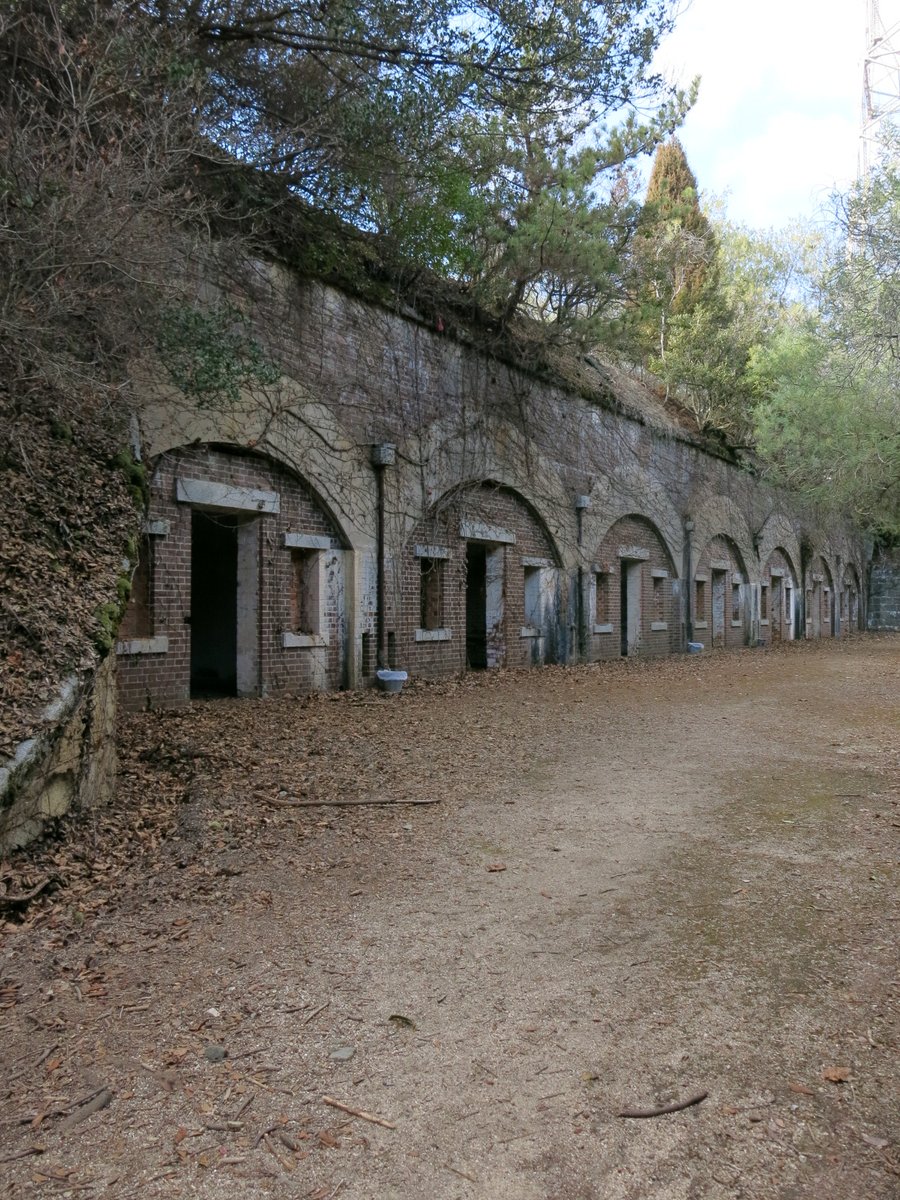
[{"left": 628, "top": 137, "right": 718, "bottom": 364}]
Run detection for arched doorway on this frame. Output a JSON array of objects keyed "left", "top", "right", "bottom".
[
  {"left": 117, "top": 443, "right": 349, "bottom": 710},
  {"left": 761, "top": 548, "right": 799, "bottom": 644},
  {"left": 589, "top": 515, "right": 678, "bottom": 659},
  {"left": 403, "top": 483, "right": 561, "bottom": 678},
  {"left": 695, "top": 535, "right": 749, "bottom": 649}
]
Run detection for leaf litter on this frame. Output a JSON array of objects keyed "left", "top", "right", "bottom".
[{"left": 0, "top": 639, "right": 897, "bottom": 1197}]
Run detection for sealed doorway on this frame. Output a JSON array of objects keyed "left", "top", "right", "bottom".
[
  {"left": 619, "top": 559, "right": 642, "bottom": 656},
  {"left": 712, "top": 569, "right": 727, "bottom": 647}
]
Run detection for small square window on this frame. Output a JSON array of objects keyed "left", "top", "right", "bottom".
[
  {"left": 524, "top": 565, "right": 542, "bottom": 627},
  {"left": 124, "top": 535, "right": 154, "bottom": 639},
  {"left": 419, "top": 557, "right": 444, "bottom": 630},
  {"left": 291, "top": 549, "right": 320, "bottom": 634},
  {"left": 595, "top": 571, "right": 611, "bottom": 623},
  {"left": 652, "top": 575, "right": 664, "bottom": 622}
]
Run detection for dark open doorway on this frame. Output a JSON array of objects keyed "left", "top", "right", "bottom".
[
  {"left": 465, "top": 543, "right": 488, "bottom": 669},
  {"left": 190, "top": 510, "right": 238, "bottom": 697}
]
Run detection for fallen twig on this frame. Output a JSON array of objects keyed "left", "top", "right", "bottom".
[
  {"left": 263, "top": 1133, "right": 293, "bottom": 1171},
  {"left": 277, "top": 1129, "right": 301, "bottom": 1153},
  {"left": 321, "top": 1096, "right": 396, "bottom": 1129},
  {"left": 260, "top": 795, "right": 438, "bottom": 809},
  {"left": 617, "top": 1091, "right": 708, "bottom": 1119},
  {"left": 58, "top": 1088, "right": 113, "bottom": 1133},
  {"left": 302, "top": 1001, "right": 330, "bottom": 1025},
  {"left": 34, "top": 1043, "right": 59, "bottom": 1068},
  {"left": 444, "top": 1163, "right": 478, "bottom": 1182},
  {"left": 0, "top": 877, "right": 56, "bottom": 913},
  {"left": 0, "top": 1144, "right": 44, "bottom": 1164}
]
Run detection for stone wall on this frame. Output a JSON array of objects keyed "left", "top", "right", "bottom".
[
  {"left": 0, "top": 653, "right": 118, "bottom": 852},
  {"left": 121, "top": 275, "right": 870, "bottom": 708},
  {"left": 868, "top": 545, "right": 900, "bottom": 631}
]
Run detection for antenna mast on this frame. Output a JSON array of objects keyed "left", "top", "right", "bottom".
[{"left": 860, "top": 0, "right": 900, "bottom": 175}]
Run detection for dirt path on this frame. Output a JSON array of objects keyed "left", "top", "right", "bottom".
[{"left": 1, "top": 638, "right": 898, "bottom": 1199}]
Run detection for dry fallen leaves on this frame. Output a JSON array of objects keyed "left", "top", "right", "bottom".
[{"left": 822, "top": 1066, "right": 852, "bottom": 1084}]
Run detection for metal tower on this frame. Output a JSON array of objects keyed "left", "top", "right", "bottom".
[{"left": 860, "top": 0, "right": 900, "bottom": 174}]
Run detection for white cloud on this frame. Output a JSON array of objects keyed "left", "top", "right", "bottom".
[
  {"left": 711, "top": 111, "right": 859, "bottom": 228},
  {"left": 651, "top": 0, "right": 866, "bottom": 226}
]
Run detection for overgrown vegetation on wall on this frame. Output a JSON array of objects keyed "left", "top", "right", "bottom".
[{"left": 0, "top": 391, "right": 138, "bottom": 760}]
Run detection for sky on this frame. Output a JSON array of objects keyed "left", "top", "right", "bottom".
[{"left": 651, "top": 0, "right": 873, "bottom": 230}]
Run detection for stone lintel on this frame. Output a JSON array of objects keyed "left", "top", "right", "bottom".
[
  {"left": 460, "top": 520, "right": 515, "bottom": 545},
  {"left": 176, "top": 478, "right": 280, "bottom": 514},
  {"left": 283, "top": 532, "right": 331, "bottom": 550},
  {"left": 116, "top": 636, "right": 169, "bottom": 656},
  {"left": 281, "top": 631, "right": 328, "bottom": 649},
  {"left": 415, "top": 628, "right": 452, "bottom": 642}
]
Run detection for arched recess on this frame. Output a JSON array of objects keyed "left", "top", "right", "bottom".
[
  {"left": 396, "top": 480, "right": 564, "bottom": 680},
  {"left": 689, "top": 495, "right": 757, "bottom": 584},
  {"left": 587, "top": 514, "right": 680, "bottom": 661},
  {"left": 695, "top": 532, "right": 750, "bottom": 649},
  {"left": 407, "top": 412, "right": 576, "bottom": 564},
  {"left": 139, "top": 381, "right": 372, "bottom": 552},
  {"left": 805, "top": 552, "right": 836, "bottom": 638},
  {"left": 841, "top": 563, "right": 863, "bottom": 633},
  {"left": 760, "top": 546, "right": 800, "bottom": 644},
  {"left": 582, "top": 484, "right": 683, "bottom": 575},
  {"left": 755, "top": 513, "right": 802, "bottom": 583},
  {"left": 117, "top": 441, "right": 352, "bottom": 711}
]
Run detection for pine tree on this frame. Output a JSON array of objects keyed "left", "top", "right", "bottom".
[{"left": 643, "top": 138, "right": 716, "bottom": 311}]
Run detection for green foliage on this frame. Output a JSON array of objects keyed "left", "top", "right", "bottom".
[
  {"left": 627, "top": 138, "right": 718, "bottom": 367},
  {"left": 745, "top": 130, "right": 900, "bottom": 536},
  {"left": 751, "top": 326, "right": 900, "bottom": 536},
  {"left": 149, "top": 0, "right": 693, "bottom": 336},
  {"left": 642, "top": 137, "right": 716, "bottom": 311},
  {"left": 156, "top": 304, "right": 281, "bottom": 407},
  {"left": 93, "top": 601, "right": 122, "bottom": 656},
  {"left": 110, "top": 451, "right": 149, "bottom": 509},
  {"left": 651, "top": 298, "right": 757, "bottom": 437}
]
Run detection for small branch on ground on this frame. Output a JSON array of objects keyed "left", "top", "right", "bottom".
[
  {"left": 321, "top": 1096, "right": 396, "bottom": 1129},
  {"left": 58, "top": 1088, "right": 113, "bottom": 1133},
  {"left": 617, "top": 1091, "right": 708, "bottom": 1118}
]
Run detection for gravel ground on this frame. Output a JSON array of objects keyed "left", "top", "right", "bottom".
[{"left": 1, "top": 636, "right": 898, "bottom": 1199}]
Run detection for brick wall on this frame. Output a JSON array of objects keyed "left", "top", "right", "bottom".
[
  {"left": 694, "top": 535, "right": 747, "bottom": 650},
  {"left": 588, "top": 515, "right": 679, "bottom": 660},
  {"left": 117, "top": 445, "right": 345, "bottom": 711},
  {"left": 840, "top": 565, "right": 863, "bottom": 632},
  {"left": 806, "top": 555, "right": 835, "bottom": 639},
  {"left": 759, "top": 548, "right": 798, "bottom": 645},
  {"left": 128, "top": 280, "right": 869, "bottom": 701},
  {"left": 868, "top": 545, "right": 900, "bottom": 630},
  {"left": 390, "top": 484, "right": 560, "bottom": 678}
]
